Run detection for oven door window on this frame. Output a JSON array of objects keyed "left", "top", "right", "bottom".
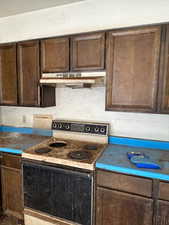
[{"left": 23, "top": 162, "right": 92, "bottom": 225}]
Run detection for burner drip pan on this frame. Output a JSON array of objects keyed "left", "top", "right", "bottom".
[
  {"left": 68, "top": 151, "right": 91, "bottom": 160},
  {"left": 35, "top": 148, "right": 51, "bottom": 154},
  {"left": 49, "top": 141, "right": 67, "bottom": 148},
  {"left": 84, "top": 144, "right": 97, "bottom": 150}
]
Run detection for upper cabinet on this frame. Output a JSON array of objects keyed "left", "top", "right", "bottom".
[
  {"left": 0, "top": 41, "right": 56, "bottom": 107},
  {"left": 41, "top": 37, "right": 69, "bottom": 72},
  {"left": 106, "top": 26, "right": 161, "bottom": 113},
  {"left": 17, "top": 41, "right": 40, "bottom": 106},
  {"left": 158, "top": 25, "right": 169, "bottom": 113},
  {"left": 1, "top": 24, "right": 169, "bottom": 112},
  {"left": 41, "top": 32, "right": 105, "bottom": 73},
  {"left": 71, "top": 32, "right": 105, "bottom": 71},
  {"left": 17, "top": 40, "right": 55, "bottom": 107},
  {"left": 0, "top": 44, "right": 18, "bottom": 105}
]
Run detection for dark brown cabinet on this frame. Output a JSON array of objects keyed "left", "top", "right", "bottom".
[
  {"left": 1, "top": 153, "right": 23, "bottom": 219},
  {"left": 96, "top": 169, "right": 169, "bottom": 225},
  {"left": 96, "top": 187, "right": 153, "bottom": 225},
  {"left": 96, "top": 170, "right": 153, "bottom": 225},
  {"left": 41, "top": 32, "right": 105, "bottom": 73},
  {"left": 155, "top": 200, "right": 169, "bottom": 225},
  {"left": 0, "top": 44, "right": 18, "bottom": 105},
  {"left": 106, "top": 26, "right": 161, "bottom": 113},
  {"left": 155, "top": 181, "right": 169, "bottom": 225},
  {"left": 71, "top": 32, "right": 105, "bottom": 71},
  {"left": 158, "top": 25, "right": 169, "bottom": 113},
  {"left": 2, "top": 24, "right": 169, "bottom": 111},
  {"left": 17, "top": 41, "right": 40, "bottom": 106},
  {"left": 0, "top": 154, "right": 2, "bottom": 215},
  {"left": 41, "top": 37, "right": 69, "bottom": 72},
  {"left": 0, "top": 41, "right": 56, "bottom": 107},
  {"left": 0, "top": 41, "right": 55, "bottom": 107}
]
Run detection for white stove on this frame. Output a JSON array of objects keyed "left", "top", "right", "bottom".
[{"left": 22, "top": 120, "right": 109, "bottom": 225}]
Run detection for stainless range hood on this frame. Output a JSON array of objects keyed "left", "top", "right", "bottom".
[{"left": 40, "top": 71, "right": 106, "bottom": 88}]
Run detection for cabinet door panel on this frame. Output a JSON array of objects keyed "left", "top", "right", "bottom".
[
  {"left": 41, "top": 37, "right": 69, "bottom": 72},
  {"left": 158, "top": 25, "right": 169, "bottom": 113},
  {"left": 155, "top": 200, "right": 169, "bottom": 225},
  {"left": 17, "top": 41, "right": 40, "bottom": 106},
  {"left": 0, "top": 44, "right": 18, "bottom": 105},
  {"left": 96, "top": 187, "right": 153, "bottom": 225},
  {"left": 1, "top": 166, "right": 23, "bottom": 219},
  {"left": 71, "top": 32, "right": 105, "bottom": 71},
  {"left": 106, "top": 26, "right": 161, "bottom": 112}
]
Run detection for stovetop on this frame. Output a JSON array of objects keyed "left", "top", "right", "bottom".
[{"left": 22, "top": 137, "right": 107, "bottom": 170}]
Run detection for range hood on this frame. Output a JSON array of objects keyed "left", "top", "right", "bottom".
[{"left": 40, "top": 71, "right": 106, "bottom": 88}]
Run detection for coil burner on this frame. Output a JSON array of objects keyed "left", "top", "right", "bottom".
[
  {"left": 68, "top": 151, "right": 92, "bottom": 160},
  {"left": 84, "top": 144, "right": 98, "bottom": 150},
  {"left": 35, "top": 148, "right": 52, "bottom": 154}
]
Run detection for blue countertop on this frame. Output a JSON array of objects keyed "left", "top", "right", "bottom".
[
  {"left": 0, "top": 126, "right": 52, "bottom": 154},
  {"left": 1, "top": 125, "right": 169, "bottom": 181},
  {"left": 96, "top": 143, "right": 169, "bottom": 181}
]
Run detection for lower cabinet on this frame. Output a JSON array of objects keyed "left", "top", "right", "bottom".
[
  {"left": 1, "top": 153, "right": 23, "bottom": 220},
  {"left": 96, "top": 187, "right": 153, "bottom": 225},
  {"left": 155, "top": 200, "right": 169, "bottom": 225},
  {"left": 96, "top": 169, "right": 169, "bottom": 225},
  {"left": 0, "top": 154, "right": 2, "bottom": 215}
]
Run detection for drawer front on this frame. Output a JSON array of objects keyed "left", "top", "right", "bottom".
[
  {"left": 2, "top": 153, "right": 21, "bottom": 169},
  {"left": 97, "top": 169, "right": 152, "bottom": 197},
  {"left": 159, "top": 181, "right": 169, "bottom": 201}
]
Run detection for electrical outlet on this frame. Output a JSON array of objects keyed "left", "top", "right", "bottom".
[{"left": 22, "top": 115, "right": 26, "bottom": 123}]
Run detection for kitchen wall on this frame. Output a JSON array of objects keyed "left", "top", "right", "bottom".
[{"left": 0, "top": 0, "right": 169, "bottom": 141}]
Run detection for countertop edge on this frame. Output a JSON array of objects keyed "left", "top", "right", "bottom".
[
  {"left": 96, "top": 162, "right": 169, "bottom": 181},
  {"left": 0, "top": 147, "right": 22, "bottom": 154}
]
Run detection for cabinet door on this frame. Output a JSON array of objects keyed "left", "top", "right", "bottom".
[
  {"left": 17, "top": 41, "right": 40, "bottom": 106},
  {"left": 155, "top": 200, "right": 169, "bottom": 225},
  {"left": 0, "top": 44, "right": 18, "bottom": 105},
  {"left": 71, "top": 32, "right": 105, "bottom": 71},
  {"left": 158, "top": 25, "right": 169, "bottom": 113},
  {"left": 106, "top": 26, "right": 161, "bottom": 112},
  {"left": 96, "top": 187, "right": 153, "bottom": 225},
  {"left": 0, "top": 154, "right": 2, "bottom": 215},
  {"left": 41, "top": 37, "right": 69, "bottom": 72},
  {"left": 1, "top": 166, "right": 23, "bottom": 219},
  {"left": 40, "top": 85, "right": 56, "bottom": 107}
]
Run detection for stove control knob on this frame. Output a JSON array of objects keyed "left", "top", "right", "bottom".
[
  {"left": 65, "top": 125, "right": 70, "bottom": 129},
  {"left": 59, "top": 124, "right": 62, "bottom": 128},
  {"left": 100, "top": 128, "right": 105, "bottom": 133},
  {"left": 95, "top": 127, "right": 99, "bottom": 132},
  {"left": 53, "top": 122, "right": 57, "bottom": 128},
  {"left": 86, "top": 127, "right": 91, "bottom": 132}
]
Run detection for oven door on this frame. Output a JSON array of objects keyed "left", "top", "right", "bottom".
[{"left": 23, "top": 161, "right": 92, "bottom": 225}]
